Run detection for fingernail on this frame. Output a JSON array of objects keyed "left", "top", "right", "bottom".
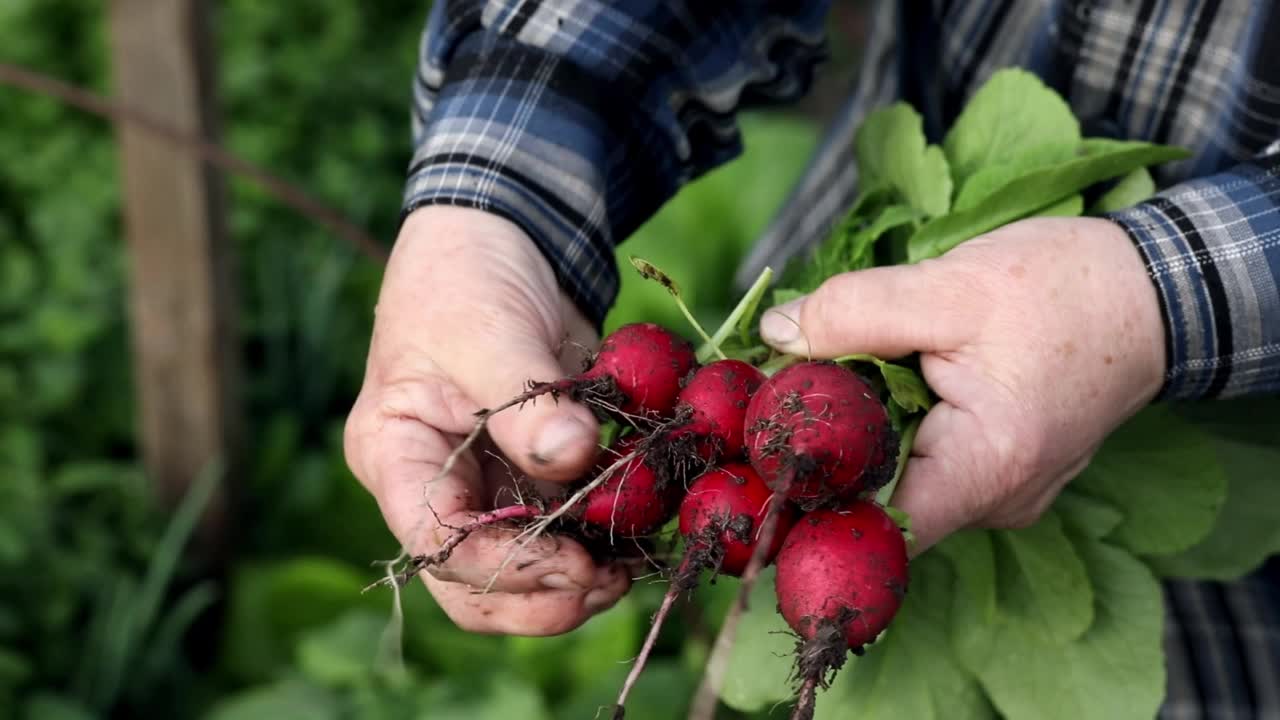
[
  {"left": 584, "top": 587, "right": 617, "bottom": 613},
  {"left": 760, "top": 298, "right": 805, "bottom": 350},
  {"left": 539, "top": 572, "right": 583, "bottom": 590},
  {"left": 533, "top": 416, "right": 592, "bottom": 464}
]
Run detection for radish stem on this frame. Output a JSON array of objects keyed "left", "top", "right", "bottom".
[
  {"left": 613, "top": 553, "right": 698, "bottom": 718},
  {"left": 628, "top": 256, "right": 724, "bottom": 359},
  {"left": 697, "top": 266, "right": 774, "bottom": 363}
]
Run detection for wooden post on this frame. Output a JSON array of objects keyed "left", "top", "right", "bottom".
[{"left": 106, "top": 0, "right": 238, "bottom": 552}]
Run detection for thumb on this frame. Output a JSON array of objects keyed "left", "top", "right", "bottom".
[
  {"left": 390, "top": 206, "right": 605, "bottom": 485},
  {"left": 759, "top": 264, "right": 967, "bottom": 359},
  {"left": 431, "top": 287, "right": 603, "bottom": 484},
  {"left": 451, "top": 335, "right": 602, "bottom": 484}
]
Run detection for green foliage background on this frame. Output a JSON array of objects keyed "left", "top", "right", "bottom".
[{"left": 0, "top": 1, "right": 822, "bottom": 717}]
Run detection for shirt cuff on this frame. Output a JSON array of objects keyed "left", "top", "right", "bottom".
[
  {"left": 401, "top": 33, "right": 631, "bottom": 329},
  {"left": 401, "top": 2, "right": 830, "bottom": 329},
  {"left": 1105, "top": 148, "right": 1280, "bottom": 400}
]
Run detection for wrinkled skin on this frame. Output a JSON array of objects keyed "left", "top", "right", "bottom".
[
  {"left": 760, "top": 216, "right": 1166, "bottom": 555},
  {"left": 344, "top": 206, "right": 630, "bottom": 636}
]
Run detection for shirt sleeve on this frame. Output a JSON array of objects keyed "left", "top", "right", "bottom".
[
  {"left": 402, "top": 0, "right": 831, "bottom": 328},
  {"left": 1104, "top": 144, "right": 1280, "bottom": 401}
]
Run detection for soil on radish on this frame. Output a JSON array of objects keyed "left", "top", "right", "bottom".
[{"left": 744, "top": 361, "right": 898, "bottom": 510}]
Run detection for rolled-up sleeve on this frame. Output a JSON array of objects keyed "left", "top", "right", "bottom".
[
  {"left": 1106, "top": 146, "right": 1280, "bottom": 400},
  {"left": 402, "top": 0, "right": 831, "bottom": 327}
]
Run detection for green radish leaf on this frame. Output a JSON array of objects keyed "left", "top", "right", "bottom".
[
  {"left": 940, "top": 514, "right": 1094, "bottom": 646},
  {"left": 771, "top": 288, "right": 805, "bottom": 307},
  {"left": 1033, "top": 193, "right": 1084, "bottom": 217},
  {"left": 846, "top": 183, "right": 896, "bottom": 222},
  {"left": 952, "top": 164, "right": 1031, "bottom": 212},
  {"left": 717, "top": 568, "right": 795, "bottom": 712},
  {"left": 787, "top": 204, "right": 921, "bottom": 295},
  {"left": 1146, "top": 438, "right": 1280, "bottom": 580},
  {"left": 813, "top": 553, "right": 995, "bottom": 720},
  {"left": 720, "top": 343, "right": 771, "bottom": 364},
  {"left": 936, "top": 530, "right": 998, "bottom": 628},
  {"left": 951, "top": 529, "right": 1166, "bottom": 720},
  {"left": 835, "top": 353, "right": 933, "bottom": 414},
  {"left": 1052, "top": 490, "right": 1125, "bottom": 539},
  {"left": 598, "top": 420, "right": 622, "bottom": 449},
  {"left": 992, "top": 511, "right": 1094, "bottom": 642},
  {"left": 1088, "top": 167, "right": 1156, "bottom": 214},
  {"left": 840, "top": 204, "right": 921, "bottom": 271},
  {"left": 942, "top": 68, "right": 1081, "bottom": 195},
  {"left": 1071, "top": 406, "right": 1226, "bottom": 556},
  {"left": 855, "top": 103, "right": 953, "bottom": 218},
  {"left": 906, "top": 141, "right": 1189, "bottom": 262}
]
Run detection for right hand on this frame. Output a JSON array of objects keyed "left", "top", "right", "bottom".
[{"left": 344, "top": 205, "right": 631, "bottom": 635}]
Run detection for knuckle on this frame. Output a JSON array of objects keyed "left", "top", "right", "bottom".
[
  {"left": 802, "top": 276, "right": 847, "bottom": 345},
  {"left": 985, "top": 422, "right": 1045, "bottom": 490}
]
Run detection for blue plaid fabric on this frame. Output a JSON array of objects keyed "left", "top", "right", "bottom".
[
  {"left": 1109, "top": 155, "right": 1280, "bottom": 401},
  {"left": 403, "top": 0, "right": 830, "bottom": 328},
  {"left": 404, "top": 2, "right": 1280, "bottom": 716}
]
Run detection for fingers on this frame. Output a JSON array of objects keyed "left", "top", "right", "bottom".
[
  {"left": 424, "top": 561, "right": 631, "bottom": 636},
  {"left": 346, "top": 379, "right": 631, "bottom": 634},
  {"left": 888, "top": 393, "right": 1075, "bottom": 555},
  {"left": 885, "top": 401, "right": 984, "bottom": 555},
  {"left": 363, "top": 414, "right": 601, "bottom": 595},
  {"left": 442, "top": 334, "right": 603, "bottom": 485},
  {"left": 386, "top": 208, "right": 603, "bottom": 484},
  {"left": 759, "top": 262, "right": 973, "bottom": 359}
]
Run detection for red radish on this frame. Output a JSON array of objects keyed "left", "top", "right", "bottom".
[
  {"left": 576, "top": 438, "right": 680, "bottom": 538},
  {"left": 667, "top": 359, "right": 766, "bottom": 462},
  {"left": 678, "top": 463, "right": 794, "bottom": 576},
  {"left": 575, "top": 322, "right": 697, "bottom": 418},
  {"left": 774, "top": 501, "right": 909, "bottom": 720},
  {"left": 744, "top": 361, "right": 894, "bottom": 507},
  {"left": 613, "top": 462, "right": 795, "bottom": 718}
]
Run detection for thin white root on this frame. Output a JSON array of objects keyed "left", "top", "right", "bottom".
[
  {"left": 479, "top": 449, "right": 640, "bottom": 594},
  {"left": 687, "top": 476, "right": 793, "bottom": 720}
]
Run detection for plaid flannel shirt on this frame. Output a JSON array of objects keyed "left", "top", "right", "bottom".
[{"left": 404, "top": 2, "right": 1280, "bottom": 717}]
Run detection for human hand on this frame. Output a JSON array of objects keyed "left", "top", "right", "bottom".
[
  {"left": 344, "top": 206, "right": 630, "bottom": 635},
  {"left": 759, "top": 216, "right": 1167, "bottom": 554}
]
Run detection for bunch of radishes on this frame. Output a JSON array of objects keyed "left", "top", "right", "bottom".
[
  {"left": 389, "top": 319, "right": 910, "bottom": 720},
  {"left": 583, "top": 325, "right": 911, "bottom": 720}
]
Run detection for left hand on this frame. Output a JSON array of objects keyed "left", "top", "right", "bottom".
[{"left": 758, "top": 216, "right": 1168, "bottom": 554}]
